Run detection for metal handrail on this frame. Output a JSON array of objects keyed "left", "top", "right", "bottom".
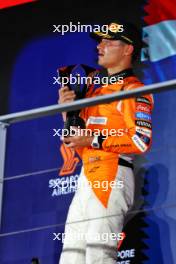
[{"left": 0, "top": 79, "right": 176, "bottom": 125}]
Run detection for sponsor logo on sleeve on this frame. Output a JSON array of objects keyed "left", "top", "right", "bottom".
[
  {"left": 136, "top": 132, "right": 151, "bottom": 145},
  {"left": 136, "top": 103, "right": 151, "bottom": 113},
  {"left": 136, "top": 112, "right": 151, "bottom": 121},
  {"left": 135, "top": 120, "right": 152, "bottom": 129},
  {"left": 136, "top": 126, "right": 151, "bottom": 137},
  {"left": 136, "top": 97, "right": 151, "bottom": 105},
  {"left": 132, "top": 135, "right": 148, "bottom": 152}
]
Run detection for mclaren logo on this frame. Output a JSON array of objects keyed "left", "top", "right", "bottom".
[{"left": 59, "top": 144, "right": 80, "bottom": 176}]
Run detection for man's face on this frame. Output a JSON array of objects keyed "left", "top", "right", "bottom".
[{"left": 97, "top": 39, "right": 130, "bottom": 68}]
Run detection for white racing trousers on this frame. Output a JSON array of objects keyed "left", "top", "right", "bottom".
[{"left": 59, "top": 164, "right": 134, "bottom": 264}]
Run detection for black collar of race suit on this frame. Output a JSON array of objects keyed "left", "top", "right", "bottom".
[
  {"left": 109, "top": 68, "right": 134, "bottom": 79},
  {"left": 98, "top": 68, "right": 135, "bottom": 85}
]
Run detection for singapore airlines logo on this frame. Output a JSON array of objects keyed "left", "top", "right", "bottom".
[{"left": 59, "top": 144, "right": 80, "bottom": 176}]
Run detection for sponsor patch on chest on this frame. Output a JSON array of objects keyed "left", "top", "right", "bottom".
[{"left": 86, "top": 116, "right": 108, "bottom": 125}]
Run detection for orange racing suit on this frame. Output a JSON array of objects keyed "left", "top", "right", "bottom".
[{"left": 77, "top": 70, "right": 154, "bottom": 207}]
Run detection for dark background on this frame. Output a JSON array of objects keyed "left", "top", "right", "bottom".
[{"left": 0, "top": 0, "right": 146, "bottom": 115}]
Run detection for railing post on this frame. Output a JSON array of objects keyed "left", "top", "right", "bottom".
[{"left": 0, "top": 122, "right": 8, "bottom": 230}]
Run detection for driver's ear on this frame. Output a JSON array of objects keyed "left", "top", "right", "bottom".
[{"left": 124, "top": 44, "right": 134, "bottom": 56}]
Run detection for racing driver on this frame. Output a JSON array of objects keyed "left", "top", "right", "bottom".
[{"left": 58, "top": 20, "right": 154, "bottom": 264}]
